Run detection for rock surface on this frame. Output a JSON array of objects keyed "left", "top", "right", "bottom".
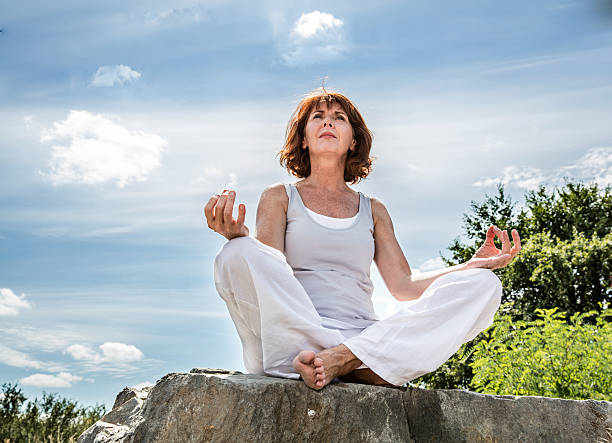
[{"left": 79, "top": 368, "right": 612, "bottom": 443}]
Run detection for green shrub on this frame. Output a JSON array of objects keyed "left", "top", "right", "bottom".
[
  {"left": 0, "top": 383, "right": 106, "bottom": 443},
  {"left": 469, "top": 303, "right": 611, "bottom": 400}
]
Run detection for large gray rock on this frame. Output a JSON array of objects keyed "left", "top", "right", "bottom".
[{"left": 79, "top": 368, "right": 612, "bottom": 442}]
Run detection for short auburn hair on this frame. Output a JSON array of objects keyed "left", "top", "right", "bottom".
[{"left": 278, "top": 87, "right": 374, "bottom": 184}]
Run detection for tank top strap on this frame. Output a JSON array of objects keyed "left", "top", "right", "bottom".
[
  {"left": 283, "top": 183, "right": 291, "bottom": 199},
  {"left": 357, "top": 191, "right": 373, "bottom": 230}
]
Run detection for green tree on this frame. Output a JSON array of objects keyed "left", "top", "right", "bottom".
[
  {"left": 516, "top": 180, "right": 612, "bottom": 242},
  {"left": 469, "top": 304, "right": 611, "bottom": 400},
  {"left": 0, "top": 383, "right": 106, "bottom": 442},
  {"left": 443, "top": 179, "right": 612, "bottom": 321},
  {"left": 444, "top": 180, "right": 612, "bottom": 269},
  {"left": 501, "top": 229, "right": 612, "bottom": 320},
  {"left": 416, "top": 179, "right": 612, "bottom": 391},
  {"left": 0, "top": 383, "right": 27, "bottom": 441},
  {"left": 444, "top": 183, "right": 519, "bottom": 266}
]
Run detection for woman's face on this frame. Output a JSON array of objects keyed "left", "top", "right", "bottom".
[{"left": 302, "top": 101, "right": 356, "bottom": 158}]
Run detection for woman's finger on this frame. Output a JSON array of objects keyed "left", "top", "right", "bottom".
[
  {"left": 236, "top": 203, "right": 246, "bottom": 227},
  {"left": 484, "top": 225, "right": 497, "bottom": 246},
  {"left": 203, "top": 195, "right": 219, "bottom": 227},
  {"left": 510, "top": 229, "right": 521, "bottom": 256},
  {"left": 213, "top": 194, "right": 228, "bottom": 229},
  {"left": 223, "top": 191, "right": 235, "bottom": 226},
  {"left": 501, "top": 230, "right": 511, "bottom": 254}
]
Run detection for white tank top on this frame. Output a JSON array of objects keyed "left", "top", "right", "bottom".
[
  {"left": 283, "top": 183, "right": 379, "bottom": 331},
  {"left": 305, "top": 207, "right": 359, "bottom": 229}
]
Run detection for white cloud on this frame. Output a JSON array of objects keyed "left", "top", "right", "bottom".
[
  {"left": 0, "top": 326, "right": 81, "bottom": 353},
  {"left": 0, "top": 288, "right": 33, "bottom": 316},
  {"left": 416, "top": 256, "right": 445, "bottom": 273},
  {"left": 278, "top": 11, "right": 347, "bottom": 67},
  {"left": 557, "top": 146, "right": 612, "bottom": 188},
  {"left": 473, "top": 165, "right": 546, "bottom": 190},
  {"left": 100, "top": 342, "right": 144, "bottom": 362},
  {"left": 132, "top": 380, "right": 154, "bottom": 389},
  {"left": 145, "top": 5, "right": 208, "bottom": 26},
  {"left": 0, "top": 344, "right": 43, "bottom": 369},
  {"left": 291, "top": 10, "right": 343, "bottom": 39},
  {"left": 40, "top": 110, "right": 165, "bottom": 188},
  {"left": 66, "top": 342, "right": 144, "bottom": 363},
  {"left": 20, "top": 372, "right": 82, "bottom": 388},
  {"left": 191, "top": 168, "right": 238, "bottom": 193},
  {"left": 90, "top": 65, "right": 141, "bottom": 87},
  {"left": 473, "top": 147, "right": 612, "bottom": 190},
  {"left": 65, "top": 344, "right": 98, "bottom": 361}
]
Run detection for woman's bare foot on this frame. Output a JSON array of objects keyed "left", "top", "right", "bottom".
[
  {"left": 293, "top": 344, "right": 362, "bottom": 390},
  {"left": 293, "top": 350, "right": 326, "bottom": 389},
  {"left": 339, "top": 368, "right": 394, "bottom": 387}
]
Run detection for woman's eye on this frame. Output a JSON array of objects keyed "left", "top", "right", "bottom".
[{"left": 312, "top": 114, "right": 345, "bottom": 120}]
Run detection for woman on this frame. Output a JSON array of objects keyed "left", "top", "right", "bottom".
[{"left": 204, "top": 87, "right": 521, "bottom": 390}]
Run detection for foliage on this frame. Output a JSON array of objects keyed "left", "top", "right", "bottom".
[
  {"left": 408, "top": 345, "right": 476, "bottom": 391},
  {"left": 444, "top": 180, "right": 612, "bottom": 268},
  {"left": 443, "top": 180, "right": 611, "bottom": 322},
  {"left": 500, "top": 229, "right": 612, "bottom": 321},
  {"left": 0, "top": 383, "right": 106, "bottom": 443},
  {"left": 444, "top": 183, "right": 519, "bottom": 266},
  {"left": 419, "top": 180, "right": 611, "bottom": 392},
  {"left": 469, "top": 303, "right": 611, "bottom": 400},
  {"left": 516, "top": 180, "right": 612, "bottom": 242},
  {"left": 411, "top": 327, "right": 493, "bottom": 391}
]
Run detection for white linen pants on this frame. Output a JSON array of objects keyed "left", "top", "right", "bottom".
[{"left": 213, "top": 236, "right": 503, "bottom": 386}]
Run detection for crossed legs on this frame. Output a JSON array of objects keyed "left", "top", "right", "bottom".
[{"left": 214, "top": 236, "right": 502, "bottom": 389}]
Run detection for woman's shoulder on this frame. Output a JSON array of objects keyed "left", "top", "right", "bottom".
[
  {"left": 259, "top": 182, "right": 289, "bottom": 209},
  {"left": 264, "top": 182, "right": 290, "bottom": 197},
  {"left": 366, "top": 195, "right": 391, "bottom": 227},
  {"left": 358, "top": 189, "right": 385, "bottom": 210}
]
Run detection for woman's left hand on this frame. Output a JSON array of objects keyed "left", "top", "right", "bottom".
[{"left": 465, "top": 225, "right": 521, "bottom": 270}]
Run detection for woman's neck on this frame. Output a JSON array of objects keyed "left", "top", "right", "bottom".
[
  {"left": 301, "top": 155, "right": 350, "bottom": 192},
  {"left": 299, "top": 175, "right": 350, "bottom": 194}
]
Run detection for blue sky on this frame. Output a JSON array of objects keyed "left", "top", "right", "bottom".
[{"left": 1, "top": 0, "right": 611, "bottom": 409}]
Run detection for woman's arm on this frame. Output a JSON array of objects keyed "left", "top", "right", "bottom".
[
  {"left": 254, "top": 183, "right": 288, "bottom": 254},
  {"left": 371, "top": 197, "right": 457, "bottom": 301},
  {"left": 371, "top": 198, "right": 517, "bottom": 301}
]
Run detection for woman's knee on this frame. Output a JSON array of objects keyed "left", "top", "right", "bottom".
[
  {"left": 462, "top": 268, "right": 503, "bottom": 301},
  {"left": 215, "top": 236, "right": 256, "bottom": 266},
  {"left": 465, "top": 267, "right": 499, "bottom": 282},
  {"left": 214, "top": 236, "right": 254, "bottom": 283},
  {"left": 475, "top": 268, "right": 503, "bottom": 303},
  {"left": 214, "top": 236, "right": 285, "bottom": 275}
]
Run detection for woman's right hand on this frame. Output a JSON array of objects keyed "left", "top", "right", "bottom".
[{"left": 204, "top": 190, "right": 249, "bottom": 241}]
